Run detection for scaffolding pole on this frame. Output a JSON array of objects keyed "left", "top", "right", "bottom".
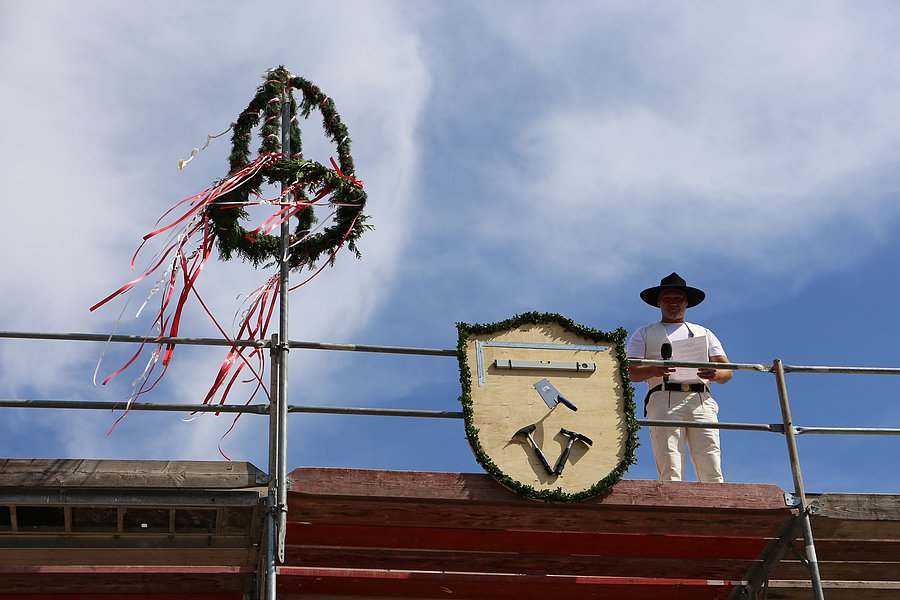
[{"left": 773, "top": 359, "right": 825, "bottom": 600}]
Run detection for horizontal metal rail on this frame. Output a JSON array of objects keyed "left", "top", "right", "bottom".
[
  {"left": 0, "top": 331, "right": 265, "bottom": 348},
  {"left": 0, "top": 399, "right": 268, "bottom": 414},
  {"left": 0, "top": 330, "right": 456, "bottom": 357},
  {"left": 631, "top": 357, "right": 900, "bottom": 375},
  {"left": 638, "top": 419, "right": 784, "bottom": 433},
  {"left": 1, "top": 331, "right": 898, "bottom": 432},
  {"left": 5, "top": 331, "right": 900, "bottom": 371},
  {"left": 0, "top": 399, "right": 462, "bottom": 420},
  {"left": 629, "top": 358, "right": 772, "bottom": 372},
  {"left": 2, "top": 399, "right": 898, "bottom": 434},
  {"left": 288, "top": 340, "right": 456, "bottom": 356},
  {"left": 288, "top": 405, "right": 463, "bottom": 418},
  {"left": 794, "top": 426, "right": 900, "bottom": 435}
]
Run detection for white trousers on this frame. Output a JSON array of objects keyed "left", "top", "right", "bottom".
[{"left": 647, "top": 390, "right": 723, "bottom": 483}]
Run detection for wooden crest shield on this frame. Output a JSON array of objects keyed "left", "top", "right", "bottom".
[{"left": 457, "top": 313, "right": 637, "bottom": 501}]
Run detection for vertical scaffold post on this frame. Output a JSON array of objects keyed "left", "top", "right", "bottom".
[
  {"left": 276, "top": 84, "right": 292, "bottom": 565},
  {"left": 773, "top": 359, "right": 825, "bottom": 600},
  {"left": 264, "top": 333, "right": 280, "bottom": 600}
]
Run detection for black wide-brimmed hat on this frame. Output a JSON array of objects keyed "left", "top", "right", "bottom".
[{"left": 640, "top": 272, "right": 706, "bottom": 308}]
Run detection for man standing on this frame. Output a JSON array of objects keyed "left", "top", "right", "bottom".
[{"left": 627, "top": 273, "right": 732, "bottom": 482}]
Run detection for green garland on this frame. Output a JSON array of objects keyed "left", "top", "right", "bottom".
[
  {"left": 457, "top": 312, "right": 639, "bottom": 502},
  {"left": 210, "top": 66, "right": 370, "bottom": 270}
]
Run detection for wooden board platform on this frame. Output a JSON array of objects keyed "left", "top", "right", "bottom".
[
  {"left": 0, "top": 459, "right": 264, "bottom": 599},
  {"left": 1, "top": 460, "right": 898, "bottom": 599},
  {"left": 761, "top": 493, "right": 900, "bottom": 600},
  {"left": 282, "top": 468, "right": 791, "bottom": 599}
]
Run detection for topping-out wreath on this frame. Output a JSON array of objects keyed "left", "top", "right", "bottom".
[{"left": 92, "top": 66, "right": 369, "bottom": 444}]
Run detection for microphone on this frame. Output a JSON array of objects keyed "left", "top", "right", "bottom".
[{"left": 660, "top": 342, "right": 672, "bottom": 385}]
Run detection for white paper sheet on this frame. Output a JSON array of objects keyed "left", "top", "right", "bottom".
[{"left": 669, "top": 336, "right": 707, "bottom": 382}]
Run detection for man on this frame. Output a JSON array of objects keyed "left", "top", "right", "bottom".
[{"left": 627, "top": 273, "right": 732, "bottom": 483}]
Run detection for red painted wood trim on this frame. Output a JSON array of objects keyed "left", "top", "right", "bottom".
[
  {"left": 286, "top": 522, "right": 769, "bottom": 560},
  {"left": 289, "top": 467, "right": 789, "bottom": 511},
  {"left": 277, "top": 567, "right": 739, "bottom": 600},
  {"left": 287, "top": 497, "right": 790, "bottom": 537},
  {"left": 287, "top": 546, "right": 756, "bottom": 579}
]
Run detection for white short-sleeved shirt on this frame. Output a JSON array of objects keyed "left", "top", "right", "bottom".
[
  {"left": 627, "top": 321, "right": 725, "bottom": 360},
  {"left": 628, "top": 321, "right": 725, "bottom": 389}
]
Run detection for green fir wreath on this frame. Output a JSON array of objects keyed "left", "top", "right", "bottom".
[
  {"left": 209, "top": 66, "right": 369, "bottom": 270},
  {"left": 456, "top": 312, "right": 639, "bottom": 502}
]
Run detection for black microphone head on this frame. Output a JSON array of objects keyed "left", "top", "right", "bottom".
[{"left": 660, "top": 342, "right": 672, "bottom": 360}]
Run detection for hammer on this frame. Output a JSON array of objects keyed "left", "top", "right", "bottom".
[
  {"left": 513, "top": 423, "right": 556, "bottom": 475},
  {"left": 553, "top": 428, "right": 593, "bottom": 475}
]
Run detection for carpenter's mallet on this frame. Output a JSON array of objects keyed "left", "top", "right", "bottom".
[{"left": 553, "top": 428, "right": 593, "bottom": 475}]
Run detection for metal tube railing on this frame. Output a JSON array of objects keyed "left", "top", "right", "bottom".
[
  {"left": 4, "top": 328, "right": 899, "bottom": 600},
  {"left": 3, "top": 398, "right": 898, "bottom": 435}
]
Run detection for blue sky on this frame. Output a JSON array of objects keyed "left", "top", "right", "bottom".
[{"left": 1, "top": 1, "right": 899, "bottom": 494}]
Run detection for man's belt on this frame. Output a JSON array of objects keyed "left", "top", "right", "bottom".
[
  {"left": 643, "top": 382, "right": 709, "bottom": 416},
  {"left": 649, "top": 382, "right": 709, "bottom": 394}
]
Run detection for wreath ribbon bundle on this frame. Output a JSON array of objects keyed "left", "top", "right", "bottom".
[{"left": 91, "top": 67, "right": 369, "bottom": 443}]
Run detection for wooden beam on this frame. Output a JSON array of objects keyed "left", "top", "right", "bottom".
[
  {"left": 0, "top": 459, "right": 266, "bottom": 490},
  {"left": 774, "top": 559, "right": 900, "bottom": 581},
  {"left": 289, "top": 467, "right": 790, "bottom": 510},
  {"left": 0, "top": 595, "right": 238, "bottom": 600},
  {"left": 287, "top": 546, "right": 757, "bottom": 579},
  {"left": 0, "top": 565, "right": 250, "bottom": 596},
  {"left": 276, "top": 567, "right": 739, "bottom": 600},
  {"left": 285, "top": 522, "right": 769, "bottom": 560},
  {"left": 813, "top": 494, "right": 900, "bottom": 521},
  {"left": 761, "top": 579, "right": 900, "bottom": 600},
  {"left": 287, "top": 497, "right": 789, "bottom": 537},
  {"left": 0, "top": 547, "right": 256, "bottom": 567}
]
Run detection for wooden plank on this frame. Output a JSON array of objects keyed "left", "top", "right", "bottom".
[
  {"left": 276, "top": 567, "right": 738, "bottom": 600},
  {"left": 285, "top": 522, "right": 769, "bottom": 560},
  {"left": 289, "top": 467, "right": 791, "bottom": 511},
  {"left": 0, "top": 566, "right": 249, "bottom": 595},
  {"left": 0, "top": 534, "right": 254, "bottom": 550},
  {"left": 288, "top": 497, "right": 789, "bottom": 537},
  {"left": 0, "top": 596, "right": 238, "bottom": 600},
  {"left": 0, "top": 565, "right": 251, "bottom": 573},
  {"left": 802, "top": 538, "right": 900, "bottom": 562},
  {"left": 813, "top": 494, "right": 900, "bottom": 521},
  {"left": 809, "top": 518, "right": 900, "bottom": 539},
  {"left": 773, "top": 559, "right": 900, "bottom": 581},
  {"left": 287, "top": 546, "right": 758, "bottom": 579},
  {"left": 0, "top": 547, "right": 256, "bottom": 567},
  {"left": 0, "top": 459, "right": 266, "bottom": 489},
  {"left": 761, "top": 580, "right": 900, "bottom": 600},
  {"left": 807, "top": 493, "right": 900, "bottom": 539}
]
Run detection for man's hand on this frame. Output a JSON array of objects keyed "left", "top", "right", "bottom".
[{"left": 699, "top": 354, "right": 733, "bottom": 384}]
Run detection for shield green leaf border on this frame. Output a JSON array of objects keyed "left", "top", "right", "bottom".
[{"left": 457, "top": 312, "right": 639, "bottom": 502}]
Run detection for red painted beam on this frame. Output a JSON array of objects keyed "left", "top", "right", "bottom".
[
  {"left": 277, "top": 567, "right": 740, "bottom": 600},
  {"left": 285, "top": 546, "right": 757, "bottom": 579},
  {"left": 289, "top": 468, "right": 791, "bottom": 511},
  {"left": 285, "top": 522, "right": 769, "bottom": 560}
]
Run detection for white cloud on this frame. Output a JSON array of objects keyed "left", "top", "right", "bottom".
[
  {"left": 0, "top": 1, "right": 430, "bottom": 461},
  {"left": 473, "top": 2, "right": 900, "bottom": 289}
]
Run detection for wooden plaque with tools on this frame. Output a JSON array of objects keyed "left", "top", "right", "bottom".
[{"left": 458, "top": 314, "right": 636, "bottom": 501}]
